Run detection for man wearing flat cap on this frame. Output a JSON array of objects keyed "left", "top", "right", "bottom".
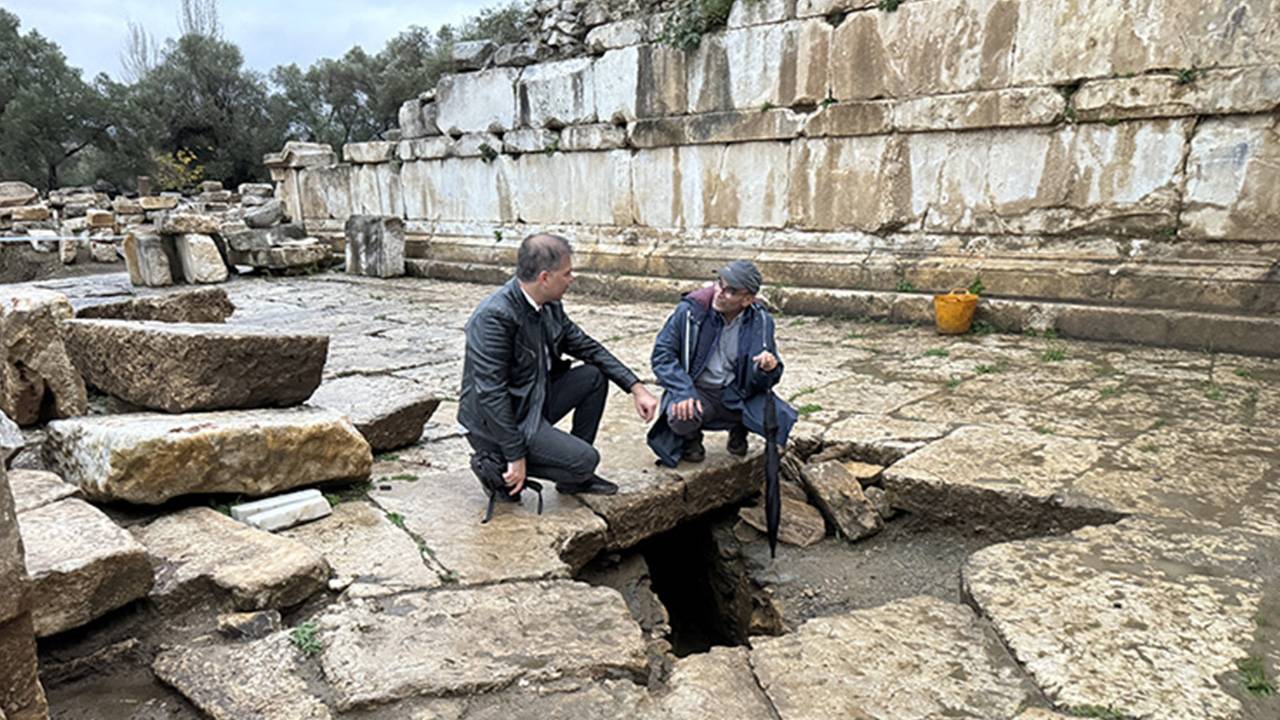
[{"left": 647, "top": 260, "right": 798, "bottom": 467}]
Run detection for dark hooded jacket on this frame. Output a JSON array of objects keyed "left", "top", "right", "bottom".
[
  {"left": 459, "top": 278, "right": 639, "bottom": 461},
  {"left": 646, "top": 285, "right": 798, "bottom": 467}
]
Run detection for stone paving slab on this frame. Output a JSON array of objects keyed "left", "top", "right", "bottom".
[
  {"left": 308, "top": 374, "right": 439, "bottom": 451},
  {"left": 315, "top": 580, "right": 648, "bottom": 711},
  {"left": 749, "top": 595, "right": 1043, "bottom": 720},
  {"left": 963, "top": 517, "right": 1280, "bottom": 720}
]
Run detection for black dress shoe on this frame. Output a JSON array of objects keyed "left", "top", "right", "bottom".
[
  {"left": 682, "top": 435, "right": 706, "bottom": 463},
  {"left": 555, "top": 475, "right": 619, "bottom": 495},
  {"left": 727, "top": 425, "right": 748, "bottom": 456}
]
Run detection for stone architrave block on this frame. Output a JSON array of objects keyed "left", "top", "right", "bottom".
[
  {"left": 0, "top": 288, "right": 88, "bottom": 426},
  {"left": 42, "top": 407, "right": 372, "bottom": 505},
  {"left": 174, "top": 234, "right": 229, "bottom": 284},
  {"left": 519, "top": 58, "right": 598, "bottom": 128},
  {"left": 20, "top": 497, "right": 154, "bottom": 637},
  {"left": 344, "top": 215, "right": 405, "bottom": 278},
  {"left": 62, "top": 319, "right": 328, "bottom": 413}
]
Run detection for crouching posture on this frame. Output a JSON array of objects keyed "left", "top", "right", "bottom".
[{"left": 647, "top": 260, "right": 798, "bottom": 467}]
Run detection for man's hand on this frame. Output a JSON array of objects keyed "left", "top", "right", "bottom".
[
  {"left": 503, "top": 457, "right": 527, "bottom": 496},
  {"left": 672, "top": 397, "right": 703, "bottom": 422},
  {"left": 631, "top": 383, "right": 659, "bottom": 423},
  {"left": 753, "top": 351, "right": 778, "bottom": 372}
]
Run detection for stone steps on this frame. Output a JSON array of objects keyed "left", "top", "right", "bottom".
[{"left": 406, "top": 258, "right": 1280, "bottom": 358}]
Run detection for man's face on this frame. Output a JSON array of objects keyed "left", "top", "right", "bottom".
[
  {"left": 539, "top": 256, "right": 574, "bottom": 302},
  {"left": 712, "top": 277, "right": 755, "bottom": 314}
]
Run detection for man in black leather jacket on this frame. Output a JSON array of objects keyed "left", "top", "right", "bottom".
[{"left": 459, "top": 233, "right": 659, "bottom": 498}]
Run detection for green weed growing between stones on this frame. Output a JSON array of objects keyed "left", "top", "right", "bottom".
[
  {"left": 1068, "top": 705, "right": 1136, "bottom": 720},
  {"left": 877, "top": 0, "right": 903, "bottom": 11},
  {"left": 796, "top": 403, "right": 823, "bottom": 416},
  {"left": 290, "top": 622, "right": 322, "bottom": 657},
  {"left": 924, "top": 348, "right": 949, "bottom": 358},
  {"left": 1042, "top": 344, "right": 1067, "bottom": 362},
  {"left": 789, "top": 387, "right": 817, "bottom": 402},
  {"left": 1237, "top": 656, "right": 1276, "bottom": 696}
]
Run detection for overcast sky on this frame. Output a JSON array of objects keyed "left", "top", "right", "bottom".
[{"left": 6, "top": 0, "right": 499, "bottom": 81}]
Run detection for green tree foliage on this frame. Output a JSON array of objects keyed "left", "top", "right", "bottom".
[{"left": 0, "top": 10, "right": 112, "bottom": 190}]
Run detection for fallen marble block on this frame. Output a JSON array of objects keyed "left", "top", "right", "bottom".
[
  {"left": 308, "top": 375, "right": 438, "bottom": 451},
  {"left": 0, "top": 287, "right": 88, "bottom": 426},
  {"left": 42, "top": 407, "right": 372, "bottom": 505},
  {"left": 62, "top": 319, "right": 328, "bottom": 413},
  {"left": 231, "top": 489, "right": 331, "bottom": 532},
  {"left": 19, "top": 497, "right": 154, "bottom": 636}
]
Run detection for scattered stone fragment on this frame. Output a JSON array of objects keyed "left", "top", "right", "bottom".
[
  {"left": 243, "top": 199, "right": 284, "bottom": 228},
  {"left": 738, "top": 495, "right": 827, "bottom": 547},
  {"left": 153, "top": 632, "right": 332, "bottom": 720},
  {"left": 174, "top": 234, "right": 229, "bottom": 284},
  {"left": 216, "top": 610, "right": 282, "bottom": 640},
  {"left": 8, "top": 468, "right": 78, "bottom": 513},
  {"left": 800, "top": 461, "right": 884, "bottom": 541},
  {"left": 20, "top": 497, "right": 153, "bottom": 637},
  {"left": 654, "top": 646, "right": 777, "bottom": 719},
  {"left": 864, "top": 485, "right": 895, "bottom": 520},
  {"left": 0, "top": 181, "right": 38, "bottom": 207},
  {"left": 139, "top": 195, "right": 179, "bottom": 211},
  {"left": 750, "top": 595, "right": 1040, "bottom": 719},
  {"left": 963, "top": 517, "right": 1280, "bottom": 720},
  {"left": 0, "top": 287, "right": 88, "bottom": 426},
  {"left": 316, "top": 580, "right": 647, "bottom": 711},
  {"left": 121, "top": 231, "right": 175, "bottom": 287},
  {"left": 43, "top": 407, "right": 372, "bottom": 504},
  {"left": 62, "top": 319, "right": 328, "bottom": 413},
  {"left": 0, "top": 409, "right": 21, "bottom": 468},
  {"left": 344, "top": 215, "right": 405, "bottom": 278},
  {"left": 308, "top": 375, "right": 438, "bottom": 451},
  {"left": 159, "top": 212, "right": 221, "bottom": 235},
  {"left": 282, "top": 501, "right": 446, "bottom": 598},
  {"left": 132, "top": 507, "right": 330, "bottom": 612},
  {"left": 231, "top": 488, "right": 331, "bottom": 531},
  {"left": 75, "top": 286, "right": 235, "bottom": 323}
]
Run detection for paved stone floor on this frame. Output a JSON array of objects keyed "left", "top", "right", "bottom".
[{"left": 29, "top": 269, "right": 1280, "bottom": 719}]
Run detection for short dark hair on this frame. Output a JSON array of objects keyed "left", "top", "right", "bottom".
[{"left": 516, "top": 233, "right": 572, "bottom": 282}]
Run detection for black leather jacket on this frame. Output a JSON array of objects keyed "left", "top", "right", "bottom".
[{"left": 458, "top": 279, "right": 639, "bottom": 461}]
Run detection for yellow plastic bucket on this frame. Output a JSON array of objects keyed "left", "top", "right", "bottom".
[{"left": 934, "top": 289, "right": 978, "bottom": 335}]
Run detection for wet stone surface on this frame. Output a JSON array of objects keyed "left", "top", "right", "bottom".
[{"left": 17, "top": 270, "right": 1280, "bottom": 719}]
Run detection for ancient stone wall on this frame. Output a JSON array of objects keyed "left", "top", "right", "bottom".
[{"left": 272, "top": 0, "right": 1280, "bottom": 321}]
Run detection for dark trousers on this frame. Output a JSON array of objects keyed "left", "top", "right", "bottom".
[
  {"left": 467, "top": 364, "right": 608, "bottom": 485},
  {"left": 666, "top": 385, "right": 742, "bottom": 438}
]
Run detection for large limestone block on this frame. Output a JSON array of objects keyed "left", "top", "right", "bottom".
[
  {"left": 688, "top": 19, "right": 830, "bottom": 113},
  {"left": 1182, "top": 114, "right": 1280, "bottom": 242},
  {"left": 1073, "top": 65, "right": 1280, "bottom": 122},
  {"left": 0, "top": 288, "right": 88, "bottom": 426},
  {"left": 174, "top": 234, "right": 229, "bottom": 284},
  {"left": 76, "top": 286, "right": 235, "bottom": 323},
  {"left": 121, "top": 232, "right": 175, "bottom": 287},
  {"left": 42, "top": 407, "right": 372, "bottom": 504},
  {"left": 397, "top": 136, "right": 453, "bottom": 161},
  {"left": 154, "top": 633, "right": 331, "bottom": 720},
  {"left": 160, "top": 212, "right": 221, "bottom": 235},
  {"left": 139, "top": 195, "right": 179, "bottom": 211},
  {"left": 830, "top": 0, "right": 1016, "bottom": 100},
  {"left": 243, "top": 199, "right": 284, "bottom": 228},
  {"left": 596, "top": 45, "right": 687, "bottom": 123},
  {"left": 0, "top": 614, "right": 49, "bottom": 720},
  {"left": 907, "top": 119, "right": 1190, "bottom": 236},
  {"left": 631, "top": 142, "right": 789, "bottom": 228},
  {"left": 282, "top": 501, "right": 446, "bottom": 598},
  {"left": 653, "top": 646, "right": 777, "bottom": 719},
  {"left": 436, "top": 68, "right": 520, "bottom": 134},
  {"left": 233, "top": 239, "right": 331, "bottom": 271},
  {"left": 738, "top": 495, "right": 826, "bottom": 547},
  {"left": 451, "top": 39, "right": 495, "bottom": 71},
  {"left": 222, "top": 223, "right": 306, "bottom": 252},
  {"left": 307, "top": 375, "right": 436, "bottom": 451},
  {"left": 62, "top": 319, "right": 328, "bottom": 413},
  {"left": 0, "top": 464, "right": 28, "bottom": 621},
  {"left": 629, "top": 108, "right": 803, "bottom": 148},
  {"left": 9, "top": 469, "right": 78, "bottom": 513},
  {"left": 401, "top": 157, "right": 517, "bottom": 223},
  {"left": 502, "top": 127, "right": 559, "bottom": 153},
  {"left": 519, "top": 58, "right": 597, "bottom": 128},
  {"left": 561, "top": 123, "right": 627, "bottom": 151},
  {"left": 315, "top": 581, "right": 647, "bottom": 710},
  {"left": 510, "top": 150, "right": 634, "bottom": 226},
  {"left": 964, "top": 518, "right": 1280, "bottom": 719},
  {"left": 0, "top": 181, "right": 38, "bottom": 208},
  {"left": 278, "top": 141, "right": 337, "bottom": 168},
  {"left": 892, "top": 87, "right": 1064, "bottom": 132},
  {"left": 297, "top": 165, "right": 352, "bottom": 221},
  {"left": 344, "top": 215, "right": 405, "bottom": 279},
  {"left": 342, "top": 141, "right": 398, "bottom": 164},
  {"left": 397, "top": 98, "right": 441, "bottom": 140},
  {"left": 20, "top": 497, "right": 153, "bottom": 637},
  {"left": 347, "top": 163, "right": 403, "bottom": 217},
  {"left": 800, "top": 460, "right": 883, "bottom": 540},
  {"left": 788, "top": 135, "right": 913, "bottom": 232},
  {"left": 132, "top": 507, "right": 330, "bottom": 612},
  {"left": 1012, "top": 0, "right": 1280, "bottom": 86},
  {"left": 750, "top": 595, "right": 1040, "bottom": 719}
]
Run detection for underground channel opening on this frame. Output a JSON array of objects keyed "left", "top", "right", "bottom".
[{"left": 636, "top": 507, "right": 753, "bottom": 657}]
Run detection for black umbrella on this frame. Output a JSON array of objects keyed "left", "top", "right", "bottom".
[{"left": 763, "top": 388, "right": 781, "bottom": 558}]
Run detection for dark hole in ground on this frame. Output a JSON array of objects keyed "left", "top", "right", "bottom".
[{"left": 637, "top": 507, "right": 746, "bottom": 656}]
